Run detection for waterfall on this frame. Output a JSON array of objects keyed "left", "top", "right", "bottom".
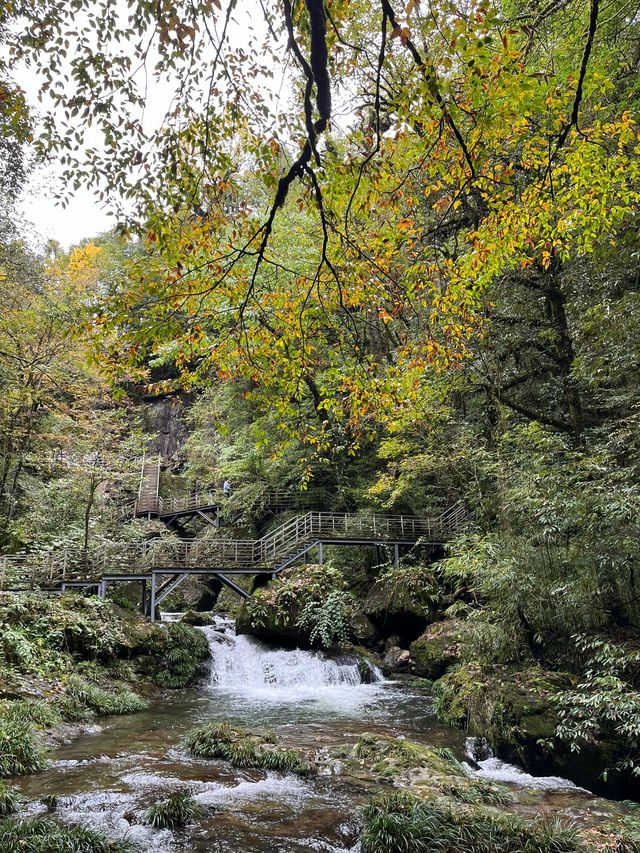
[{"left": 200, "top": 616, "right": 383, "bottom": 706}]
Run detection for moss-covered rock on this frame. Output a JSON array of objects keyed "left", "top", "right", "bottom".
[
  {"left": 432, "top": 663, "right": 639, "bottom": 798},
  {"left": 334, "top": 733, "right": 511, "bottom": 805},
  {"left": 434, "top": 664, "right": 569, "bottom": 751},
  {"left": 363, "top": 566, "right": 440, "bottom": 644},
  {"left": 409, "top": 619, "right": 470, "bottom": 680},
  {"left": 348, "top": 611, "right": 379, "bottom": 644},
  {"left": 237, "top": 563, "right": 349, "bottom": 647},
  {"left": 182, "top": 609, "right": 215, "bottom": 627}
]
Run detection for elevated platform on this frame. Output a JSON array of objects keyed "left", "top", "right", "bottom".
[{"left": 0, "top": 504, "right": 467, "bottom": 619}]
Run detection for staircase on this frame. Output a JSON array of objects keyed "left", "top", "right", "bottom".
[{"left": 134, "top": 453, "right": 161, "bottom": 517}]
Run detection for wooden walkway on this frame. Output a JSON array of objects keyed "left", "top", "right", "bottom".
[{"left": 0, "top": 504, "right": 466, "bottom": 618}]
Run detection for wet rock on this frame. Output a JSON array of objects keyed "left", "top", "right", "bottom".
[
  {"left": 348, "top": 610, "right": 378, "bottom": 644},
  {"left": 363, "top": 575, "right": 437, "bottom": 644},
  {"left": 383, "top": 645, "right": 411, "bottom": 671},
  {"left": 182, "top": 609, "right": 215, "bottom": 627},
  {"left": 409, "top": 618, "right": 470, "bottom": 679}
]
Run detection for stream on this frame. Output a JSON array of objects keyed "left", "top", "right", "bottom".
[{"left": 13, "top": 616, "right": 633, "bottom": 851}]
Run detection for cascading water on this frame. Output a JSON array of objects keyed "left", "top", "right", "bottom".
[
  {"left": 463, "top": 737, "right": 588, "bottom": 792},
  {"left": 200, "top": 616, "right": 384, "bottom": 712}
]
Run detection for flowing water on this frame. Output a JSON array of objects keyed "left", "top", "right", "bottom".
[{"left": 13, "top": 617, "right": 633, "bottom": 850}]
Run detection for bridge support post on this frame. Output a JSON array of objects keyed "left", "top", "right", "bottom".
[
  {"left": 394, "top": 544, "right": 400, "bottom": 567},
  {"left": 140, "top": 579, "right": 147, "bottom": 615},
  {"left": 318, "top": 542, "right": 324, "bottom": 565},
  {"left": 98, "top": 580, "right": 106, "bottom": 600},
  {"left": 150, "top": 573, "right": 157, "bottom": 623}
]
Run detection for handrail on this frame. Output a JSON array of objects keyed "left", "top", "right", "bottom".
[{"left": 0, "top": 505, "right": 466, "bottom": 590}]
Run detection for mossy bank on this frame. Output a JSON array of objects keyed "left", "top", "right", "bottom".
[{"left": 0, "top": 592, "right": 209, "bottom": 777}]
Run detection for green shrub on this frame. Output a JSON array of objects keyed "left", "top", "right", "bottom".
[
  {"left": 67, "top": 676, "right": 148, "bottom": 717},
  {"left": 361, "top": 793, "right": 584, "bottom": 853},
  {"left": 182, "top": 721, "right": 309, "bottom": 774},
  {"left": 0, "top": 816, "right": 138, "bottom": 851},
  {"left": 30, "top": 596, "right": 130, "bottom": 662},
  {"left": 0, "top": 716, "right": 48, "bottom": 777},
  {"left": 144, "top": 792, "right": 204, "bottom": 829},
  {"left": 55, "top": 695, "right": 95, "bottom": 723},
  {"left": 152, "top": 623, "right": 210, "bottom": 688},
  {"left": 5, "top": 699, "right": 63, "bottom": 728},
  {"left": 555, "top": 636, "right": 640, "bottom": 779},
  {"left": 0, "top": 781, "right": 22, "bottom": 816},
  {"left": 296, "top": 589, "right": 354, "bottom": 648},
  {"left": 243, "top": 563, "right": 348, "bottom": 645}
]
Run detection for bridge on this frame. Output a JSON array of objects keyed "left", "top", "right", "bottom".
[{"left": 0, "top": 504, "right": 466, "bottom": 620}]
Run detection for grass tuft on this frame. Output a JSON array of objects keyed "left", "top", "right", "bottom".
[
  {"left": 0, "top": 781, "right": 22, "bottom": 816},
  {"left": 0, "top": 816, "right": 138, "bottom": 851},
  {"left": 182, "top": 721, "right": 310, "bottom": 774},
  {"left": 144, "top": 792, "right": 204, "bottom": 829},
  {"left": 0, "top": 716, "right": 48, "bottom": 777},
  {"left": 361, "top": 792, "right": 585, "bottom": 853},
  {"left": 67, "top": 676, "right": 148, "bottom": 717},
  {"left": 4, "top": 699, "right": 63, "bottom": 728}
]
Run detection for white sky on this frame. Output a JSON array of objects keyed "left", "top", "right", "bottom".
[
  {"left": 19, "top": 179, "right": 114, "bottom": 249},
  {"left": 14, "top": 0, "right": 278, "bottom": 250}
]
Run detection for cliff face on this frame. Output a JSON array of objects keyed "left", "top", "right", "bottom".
[{"left": 141, "top": 393, "right": 193, "bottom": 463}]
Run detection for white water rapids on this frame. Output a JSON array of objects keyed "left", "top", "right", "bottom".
[
  {"left": 463, "top": 737, "right": 588, "bottom": 792},
  {"left": 13, "top": 614, "right": 615, "bottom": 853},
  {"left": 200, "top": 616, "right": 385, "bottom": 711}
]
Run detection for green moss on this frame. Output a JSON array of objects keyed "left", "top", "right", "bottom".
[
  {"left": 0, "top": 817, "right": 138, "bottom": 851},
  {"left": 361, "top": 792, "right": 585, "bottom": 853},
  {"left": 144, "top": 792, "right": 205, "bottom": 829},
  {"left": 182, "top": 610, "right": 214, "bottom": 627},
  {"left": 409, "top": 620, "right": 469, "bottom": 680},
  {"left": 432, "top": 664, "right": 569, "bottom": 751},
  {"left": 182, "top": 721, "right": 310, "bottom": 775},
  {"left": 364, "top": 565, "right": 440, "bottom": 622},
  {"left": 339, "top": 734, "right": 511, "bottom": 805},
  {"left": 0, "top": 716, "right": 48, "bottom": 777}
]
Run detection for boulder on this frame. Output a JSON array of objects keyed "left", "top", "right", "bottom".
[
  {"left": 433, "top": 663, "right": 640, "bottom": 799},
  {"left": 409, "top": 619, "right": 469, "bottom": 679},
  {"left": 383, "top": 645, "right": 411, "bottom": 672},
  {"left": 363, "top": 575, "right": 438, "bottom": 644},
  {"left": 348, "top": 610, "right": 379, "bottom": 645}
]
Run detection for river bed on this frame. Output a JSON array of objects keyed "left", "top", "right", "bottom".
[{"left": 13, "top": 616, "right": 634, "bottom": 851}]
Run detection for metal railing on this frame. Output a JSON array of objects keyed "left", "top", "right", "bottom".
[
  {"left": 121, "top": 491, "right": 221, "bottom": 518},
  {"left": 0, "top": 504, "right": 466, "bottom": 591}
]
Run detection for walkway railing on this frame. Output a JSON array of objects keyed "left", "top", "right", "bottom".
[{"left": 0, "top": 504, "right": 466, "bottom": 591}]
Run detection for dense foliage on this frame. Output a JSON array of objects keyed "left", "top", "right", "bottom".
[{"left": 1, "top": 0, "right": 640, "bottom": 827}]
